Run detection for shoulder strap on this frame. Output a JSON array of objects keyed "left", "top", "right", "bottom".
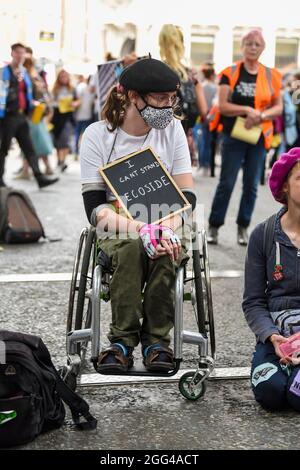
[
  {"left": 263, "top": 213, "right": 277, "bottom": 259},
  {"left": 264, "top": 65, "right": 274, "bottom": 96},
  {"left": 54, "top": 368, "right": 97, "bottom": 430},
  {"left": 33, "top": 339, "right": 97, "bottom": 430}
]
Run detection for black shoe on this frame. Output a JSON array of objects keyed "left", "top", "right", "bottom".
[
  {"left": 207, "top": 225, "right": 218, "bottom": 245},
  {"left": 60, "top": 163, "right": 68, "bottom": 173},
  {"left": 237, "top": 226, "right": 248, "bottom": 246},
  {"left": 36, "top": 174, "right": 59, "bottom": 189}
]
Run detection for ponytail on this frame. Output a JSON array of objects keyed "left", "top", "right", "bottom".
[{"left": 101, "top": 85, "right": 129, "bottom": 132}]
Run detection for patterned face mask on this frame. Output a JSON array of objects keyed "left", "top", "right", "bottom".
[{"left": 137, "top": 99, "right": 174, "bottom": 129}]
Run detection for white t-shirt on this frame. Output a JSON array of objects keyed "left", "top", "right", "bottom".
[
  {"left": 75, "top": 82, "right": 94, "bottom": 121},
  {"left": 89, "top": 72, "right": 100, "bottom": 115},
  {"left": 80, "top": 119, "right": 191, "bottom": 200}
]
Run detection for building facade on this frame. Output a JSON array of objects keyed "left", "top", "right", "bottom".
[{"left": 1, "top": 0, "right": 300, "bottom": 75}]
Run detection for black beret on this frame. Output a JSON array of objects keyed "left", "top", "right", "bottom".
[{"left": 119, "top": 58, "right": 181, "bottom": 94}]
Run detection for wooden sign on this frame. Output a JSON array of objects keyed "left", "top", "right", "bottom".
[{"left": 99, "top": 146, "right": 190, "bottom": 224}]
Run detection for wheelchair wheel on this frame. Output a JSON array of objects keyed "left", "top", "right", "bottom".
[
  {"left": 67, "top": 226, "right": 96, "bottom": 356},
  {"left": 191, "top": 237, "right": 206, "bottom": 335},
  {"left": 179, "top": 371, "right": 206, "bottom": 400},
  {"left": 190, "top": 226, "right": 216, "bottom": 359},
  {"left": 201, "top": 230, "right": 216, "bottom": 358}
]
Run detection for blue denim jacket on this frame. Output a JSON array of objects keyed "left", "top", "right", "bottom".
[{"left": 242, "top": 207, "right": 300, "bottom": 343}]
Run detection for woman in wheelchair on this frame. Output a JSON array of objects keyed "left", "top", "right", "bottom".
[{"left": 80, "top": 57, "right": 196, "bottom": 374}]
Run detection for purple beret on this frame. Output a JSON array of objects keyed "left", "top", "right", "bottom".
[{"left": 269, "top": 147, "right": 300, "bottom": 203}]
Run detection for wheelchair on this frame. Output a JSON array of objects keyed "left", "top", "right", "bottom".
[{"left": 63, "top": 221, "right": 216, "bottom": 401}]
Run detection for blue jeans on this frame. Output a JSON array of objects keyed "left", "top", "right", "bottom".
[
  {"left": 208, "top": 133, "right": 266, "bottom": 228},
  {"left": 251, "top": 342, "right": 300, "bottom": 411},
  {"left": 75, "top": 119, "right": 92, "bottom": 154},
  {"left": 198, "top": 122, "right": 212, "bottom": 168}
]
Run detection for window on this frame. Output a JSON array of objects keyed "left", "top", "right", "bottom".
[
  {"left": 233, "top": 36, "right": 243, "bottom": 62},
  {"left": 275, "top": 37, "right": 299, "bottom": 68},
  {"left": 190, "top": 35, "right": 214, "bottom": 67},
  {"left": 232, "top": 27, "right": 262, "bottom": 63}
]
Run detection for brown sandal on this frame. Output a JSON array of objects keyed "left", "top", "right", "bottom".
[
  {"left": 143, "top": 344, "right": 174, "bottom": 372},
  {"left": 97, "top": 344, "right": 134, "bottom": 373}
]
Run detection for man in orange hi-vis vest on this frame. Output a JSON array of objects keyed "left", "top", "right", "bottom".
[{"left": 207, "top": 29, "right": 283, "bottom": 246}]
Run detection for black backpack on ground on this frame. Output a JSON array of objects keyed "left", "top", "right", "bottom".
[
  {"left": 0, "top": 187, "right": 46, "bottom": 244},
  {"left": 0, "top": 330, "right": 97, "bottom": 448},
  {"left": 178, "top": 78, "right": 199, "bottom": 129}
]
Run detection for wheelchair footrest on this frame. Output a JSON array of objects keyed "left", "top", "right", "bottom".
[{"left": 93, "top": 359, "right": 181, "bottom": 377}]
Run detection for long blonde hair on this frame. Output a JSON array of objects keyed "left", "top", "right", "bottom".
[
  {"left": 159, "top": 24, "right": 188, "bottom": 81},
  {"left": 101, "top": 85, "right": 130, "bottom": 132},
  {"left": 52, "top": 69, "right": 73, "bottom": 97}
]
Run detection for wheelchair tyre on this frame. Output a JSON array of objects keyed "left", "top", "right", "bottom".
[
  {"left": 75, "top": 227, "right": 96, "bottom": 331},
  {"left": 179, "top": 371, "right": 206, "bottom": 401},
  {"left": 67, "top": 227, "right": 96, "bottom": 356},
  {"left": 192, "top": 246, "right": 206, "bottom": 335},
  {"left": 201, "top": 231, "right": 216, "bottom": 358},
  {"left": 67, "top": 228, "right": 87, "bottom": 333}
]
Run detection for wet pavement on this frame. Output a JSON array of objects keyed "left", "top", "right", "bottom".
[{"left": 1, "top": 149, "right": 299, "bottom": 450}]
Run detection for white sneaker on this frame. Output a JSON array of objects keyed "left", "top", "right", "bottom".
[
  {"left": 237, "top": 226, "right": 248, "bottom": 246},
  {"left": 207, "top": 226, "right": 218, "bottom": 244},
  {"left": 13, "top": 171, "right": 31, "bottom": 180}
]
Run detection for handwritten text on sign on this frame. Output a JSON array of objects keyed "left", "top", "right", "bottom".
[
  {"left": 121, "top": 159, "right": 170, "bottom": 202},
  {"left": 100, "top": 147, "right": 189, "bottom": 224}
]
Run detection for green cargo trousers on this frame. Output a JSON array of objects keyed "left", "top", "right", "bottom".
[{"left": 99, "top": 231, "right": 189, "bottom": 349}]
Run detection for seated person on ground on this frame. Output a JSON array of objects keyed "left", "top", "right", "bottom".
[{"left": 243, "top": 147, "right": 300, "bottom": 410}]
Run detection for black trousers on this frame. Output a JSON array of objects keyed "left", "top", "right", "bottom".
[{"left": 0, "top": 113, "right": 42, "bottom": 181}]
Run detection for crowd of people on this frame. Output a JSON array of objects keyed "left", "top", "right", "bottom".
[
  {"left": 3, "top": 25, "right": 300, "bottom": 413},
  {"left": 3, "top": 33, "right": 300, "bottom": 202},
  {"left": 0, "top": 42, "right": 97, "bottom": 187}
]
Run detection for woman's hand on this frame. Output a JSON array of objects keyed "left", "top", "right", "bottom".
[
  {"left": 289, "top": 355, "right": 300, "bottom": 366},
  {"left": 269, "top": 334, "right": 290, "bottom": 364},
  {"left": 270, "top": 333, "right": 300, "bottom": 366},
  {"left": 159, "top": 227, "right": 181, "bottom": 262},
  {"left": 244, "top": 108, "right": 262, "bottom": 129},
  {"left": 151, "top": 239, "right": 181, "bottom": 262},
  {"left": 72, "top": 99, "right": 81, "bottom": 110},
  {"left": 139, "top": 224, "right": 181, "bottom": 261}
]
